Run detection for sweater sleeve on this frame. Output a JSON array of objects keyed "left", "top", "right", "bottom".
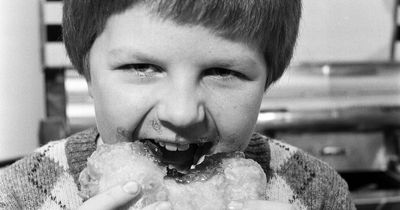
[
  {"left": 323, "top": 169, "right": 356, "bottom": 210},
  {"left": 0, "top": 168, "right": 21, "bottom": 209},
  {"left": 0, "top": 139, "right": 84, "bottom": 210}
]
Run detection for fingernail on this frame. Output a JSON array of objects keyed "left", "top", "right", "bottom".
[
  {"left": 156, "top": 201, "right": 172, "bottom": 210},
  {"left": 122, "top": 181, "right": 139, "bottom": 195},
  {"left": 228, "top": 201, "right": 244, "bottom": 210}
]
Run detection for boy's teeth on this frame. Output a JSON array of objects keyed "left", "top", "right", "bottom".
[
  {"left": 157, "top": 141, "right": 190, "bottom": 152},
  {"left": 191, "top": 155, "right": 206, "bottom": 169},
  {"left": 165, "top": 143, "right": 178, "bottom": 151},
  {"left": 196, "top": 155, "right": 205, "bottom": 165},
  {"left": 158, "top": 142, "right": 190, "bottom": 151}
]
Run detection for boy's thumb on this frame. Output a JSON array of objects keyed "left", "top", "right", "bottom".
[{"left": 78, "top": 181, "right": 141, "bottom": 210}]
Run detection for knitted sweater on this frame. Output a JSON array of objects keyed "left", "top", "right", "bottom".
[{"left": 0, "top": 128, "right": 355, "bottom": 210}]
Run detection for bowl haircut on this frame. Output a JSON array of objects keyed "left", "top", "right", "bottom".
[{"left": 63, "top": 0, "right": 301, "bottom": 87}]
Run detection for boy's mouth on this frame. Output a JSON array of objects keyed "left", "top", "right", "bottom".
[{"left": 139, "top": 139, "right": 214, "bottom": 172}]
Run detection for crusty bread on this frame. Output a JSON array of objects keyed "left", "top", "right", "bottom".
[{"left": 79, "top": 142, "right": 266, "bottom": 210}]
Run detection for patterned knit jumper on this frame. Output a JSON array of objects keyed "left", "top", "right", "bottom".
[{"left": 0, "top": 127, "right": 355, "bottom": 209}]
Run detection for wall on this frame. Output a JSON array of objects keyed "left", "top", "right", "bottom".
[
  {"left": 293, "top": 0, "right": 395, "bottom": 63},
  {"left": 0, "top": 0, "right": 44, "bottom": 161}
]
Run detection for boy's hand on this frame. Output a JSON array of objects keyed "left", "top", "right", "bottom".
[
  {"left": 77, "top": 181, "right": 292, "bottom": 210},
  {"left": 228, "top": 200, "right": 296, "bottom": 210},
  {"left": 78, "top": 181, "right": 172, "bottom": 210}
]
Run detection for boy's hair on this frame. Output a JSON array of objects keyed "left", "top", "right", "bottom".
[{"left": 63, "top": 0, "right": 301, "bottom": 86}]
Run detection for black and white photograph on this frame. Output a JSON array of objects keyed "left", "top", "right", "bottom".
[{"left": 1, "top": 0, "right": 400, "bottom": 209}]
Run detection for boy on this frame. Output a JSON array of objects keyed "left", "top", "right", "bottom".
[{"left": 0, "top": 0, "right": 355, "bottom": 209}]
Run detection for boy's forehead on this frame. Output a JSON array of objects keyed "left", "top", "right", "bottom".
[
  {"left": 131, "top": 2, "right": 263, "bottom": 49},
  {"left": 97, "top": 7, "right": 265, "bottom": 69}
]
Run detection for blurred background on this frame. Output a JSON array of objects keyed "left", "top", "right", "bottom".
[{"left": 1, "top": 0, "right": 400, "bottom": 209}]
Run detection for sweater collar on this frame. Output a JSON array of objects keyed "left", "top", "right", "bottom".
[{"left": 65, "top": 127, "right": 99, "bottom": 187}]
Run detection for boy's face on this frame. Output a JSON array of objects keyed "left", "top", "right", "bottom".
[{"left": 88, "top": 5, "right": 267, "bottom": 170}]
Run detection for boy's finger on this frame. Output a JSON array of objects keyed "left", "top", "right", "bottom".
[{"left": 78, "top": 181, "right": 141, "bottom": 210}]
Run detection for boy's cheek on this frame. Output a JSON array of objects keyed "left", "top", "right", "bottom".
[
  {"left": 213, "top": 114, "right": 258, "bottom": 152},
  {"left": 95, "top": 109, "right": 138, "bottom": 144},
  {"left": 97, "top": 124, "right": 134, "bottom": 144},
  {"left": 212, "top": 129, "right": 252, "bottom": 153}
]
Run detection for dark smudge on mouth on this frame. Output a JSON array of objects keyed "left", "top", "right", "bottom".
[{"left": 151, "top": 120, "right": 162, "bottom": 134}]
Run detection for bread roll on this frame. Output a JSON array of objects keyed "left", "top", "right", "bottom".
[{"left": 79, "top": 142, "right": 266, "bottom": 210}]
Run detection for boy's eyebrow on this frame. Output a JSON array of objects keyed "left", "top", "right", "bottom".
[
  {"left": 205, "top": 57, "right": 259, "bottom": 70},
  {"left": 107, "top": 48, "right": 164, "bottom": 64},
  {"left": 107, "top": 48, "right": 261, "bottom": 69}
]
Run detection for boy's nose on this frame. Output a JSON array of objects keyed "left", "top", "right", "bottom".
[{"left": 156, "top": 83, "right": 205, "bottom": 129}]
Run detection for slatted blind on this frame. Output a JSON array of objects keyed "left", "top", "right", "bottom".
[
  {"left": 42, "top": 0, "right": 94, "bottom": 140},
  {"left": 392, "top": 0, "right": 400, "bottom": 60}
]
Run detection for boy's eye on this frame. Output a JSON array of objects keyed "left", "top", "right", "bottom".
[
  {"left": 204, "top": 68, "right": 246, "bottom": 81},
  {"left": 116, "top": 63, "right": 162, "bottom": 77}
]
